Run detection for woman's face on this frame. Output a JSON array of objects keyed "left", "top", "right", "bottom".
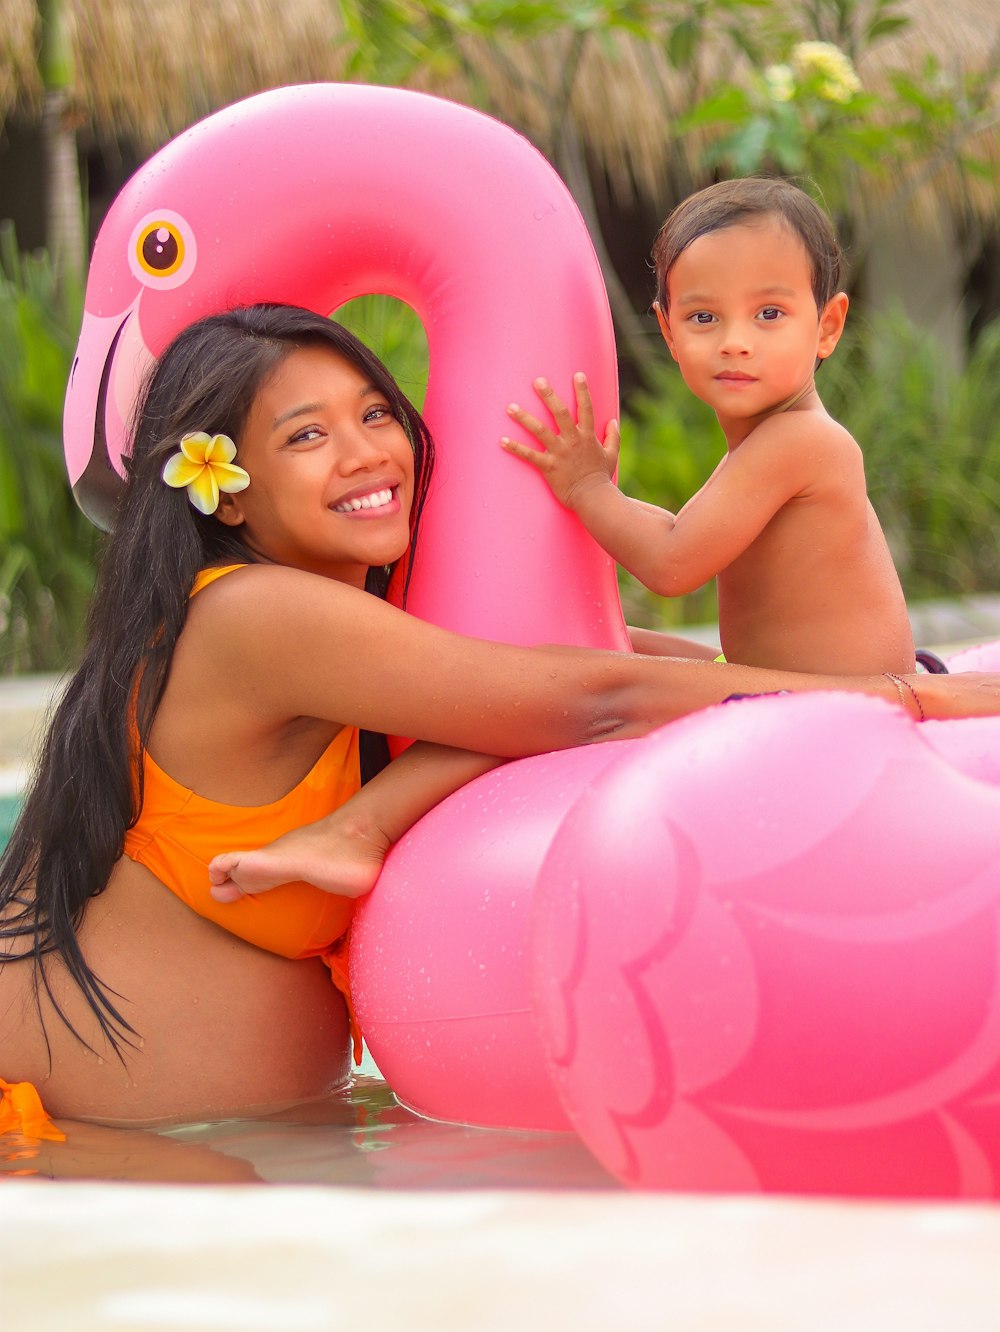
[{"left": 218, "top": 344, "right": 415, "bottom": 587}]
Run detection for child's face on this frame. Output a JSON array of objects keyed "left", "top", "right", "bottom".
[
  {"left": 656, "top": 217, "right": 847, "bottom": 434},
  {"left": 216, "top": 343, "right": 415, "bottom": 587}
]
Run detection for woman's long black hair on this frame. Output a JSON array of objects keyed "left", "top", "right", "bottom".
[{"left": 0, "top": 304, "right": 435, "bottom": 1058}]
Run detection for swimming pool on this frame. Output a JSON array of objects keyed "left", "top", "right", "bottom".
[{"left": 0, "top": 793, "right": 20, "bottom": 849}]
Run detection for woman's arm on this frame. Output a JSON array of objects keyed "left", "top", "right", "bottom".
[{"left": 182, "top": 563, "right": 1000, "bottom": 762}]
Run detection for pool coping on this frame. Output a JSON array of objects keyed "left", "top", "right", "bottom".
[{"left": 3, "top": 1180, "right": 999, "bottom": 1330}]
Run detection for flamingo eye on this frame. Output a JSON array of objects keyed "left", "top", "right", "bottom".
[{"left": 128, "top": 211, "right": 197, "bottom": 290}]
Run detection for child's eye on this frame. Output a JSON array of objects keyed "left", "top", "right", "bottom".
[
  {"left": 363, "top": 403, "right": 393, "bottom": 424},
  {"left": 758, "top": 306, "right": 783, "bottom": 321},
  {"left": 689, "top": 311, "right": 717, "bottom": 325}
]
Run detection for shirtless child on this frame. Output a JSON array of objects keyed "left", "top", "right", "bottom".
[{"left": 501, "top": 177, "right": 915, "bottom": 675}]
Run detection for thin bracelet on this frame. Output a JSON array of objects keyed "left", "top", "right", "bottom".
[{"left": 883, "top": 672, "right": 926, "bottom": 722}]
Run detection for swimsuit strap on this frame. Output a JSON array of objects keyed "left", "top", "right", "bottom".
[{"left": 190, "top": 563, "right": 249, "bottom": 598}]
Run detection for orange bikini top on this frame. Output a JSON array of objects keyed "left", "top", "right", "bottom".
[{"left": 123, "top": 565, "right": 360, "bottom": 961}]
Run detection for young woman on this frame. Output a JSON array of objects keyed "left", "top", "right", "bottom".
[{"left": 1, "top": 304, "right": 995, "bottom": 1129}]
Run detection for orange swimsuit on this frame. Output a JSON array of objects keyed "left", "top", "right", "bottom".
[{"left": 123, "top": 564, "right": 363, "bottom": 1058}]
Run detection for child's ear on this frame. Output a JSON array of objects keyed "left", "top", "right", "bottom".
[
  {"left": 215, "top": 491, "right": 247, "bottom": 528},
  {"left": 653, "top": 301, "right": 680, "bottom": 362},
  {"left": 817, "top": 292, "right": 849, "bottom": 360}
]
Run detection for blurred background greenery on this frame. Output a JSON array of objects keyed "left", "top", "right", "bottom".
[{"left": 1, "top": 0, "right": 998, "bottom": 666}]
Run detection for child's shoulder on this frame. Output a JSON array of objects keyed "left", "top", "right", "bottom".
[{"left": 751, "top": 403, "right": 859, "bottom": 457}]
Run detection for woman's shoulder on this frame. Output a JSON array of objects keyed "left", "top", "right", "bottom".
[{"left": 185, "top": 563, "right": 374, "bottom": 639}]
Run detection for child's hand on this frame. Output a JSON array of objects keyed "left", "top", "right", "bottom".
[{"left": 501, "top": 372, "right": 619, "bottom": 512}]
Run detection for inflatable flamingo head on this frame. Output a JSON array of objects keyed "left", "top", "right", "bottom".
[{"left": 64, "top": 82, "right": 627, "bottom": 649}]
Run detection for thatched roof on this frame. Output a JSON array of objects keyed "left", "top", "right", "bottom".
[
  {"left": 2, "top": 0, "right": 998, "bottom": 222},
  {"left": 2, "top": 0, "right": 353, "bottom": 141}
]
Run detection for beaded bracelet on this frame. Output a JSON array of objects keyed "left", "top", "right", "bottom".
[{"left": 883, "top": 672, "right": 926, "bottom": 722}]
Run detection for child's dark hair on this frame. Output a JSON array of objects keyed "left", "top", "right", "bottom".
[
  {"left": 652, "top": 178, "right": 844, "bottom": 312},
  {"left": 0, "top": 304, "right": 435, "bottom": 1059}
]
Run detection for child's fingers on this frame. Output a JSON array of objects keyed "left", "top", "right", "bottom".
[
  {"left": 604, "top": 418, "right": 622, "bottom": 468},
  {"left": 506, "top": 401, "right": 552, "bottom": 443},
  {"left": 532, "top": 377, "right": 575, "bottom": 430},
  {"left": 572, "top": 372, "right": 595, "bottom": 435},
  {"left": 500, "top": 435, "right": 547, "bottom": 467}
]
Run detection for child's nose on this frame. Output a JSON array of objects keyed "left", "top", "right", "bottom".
[{"left": 719, "top": 321, "right": 753, "bottom": 356}]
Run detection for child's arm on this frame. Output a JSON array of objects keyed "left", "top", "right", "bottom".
[
  {"left": 208, "top": 743, "right": 502, "bottom": 902},
  {"left": 628, "top": 626, "right": 722, "bottom": 660},
  {"left": 502, "top": 376, "right": 831, "bottom": 597}
]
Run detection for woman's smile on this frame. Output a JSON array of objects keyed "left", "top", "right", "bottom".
[{"left": 331, "top": 483, "right": 401, "bottom": 515}]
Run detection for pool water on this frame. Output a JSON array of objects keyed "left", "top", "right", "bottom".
[
  {"left": 0, "top": 794, "right": 19, "bottom": 850},
  {"left": 1, "top": 1056, "right": 616, "bottom": 1189}
]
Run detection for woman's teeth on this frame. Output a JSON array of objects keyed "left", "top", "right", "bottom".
[{"left": 334, "top": 488, "right": 393, "bottom": 513}]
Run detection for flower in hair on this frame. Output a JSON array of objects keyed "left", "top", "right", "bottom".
[{"left": 162, "top": 432, "right": 250, "bottom": 515}]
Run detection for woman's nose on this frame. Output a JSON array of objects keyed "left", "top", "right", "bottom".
[{"left": 338, "top": 427, "right": 390, "bottom": 471}]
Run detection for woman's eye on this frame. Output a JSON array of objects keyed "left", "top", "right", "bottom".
[
  {"left": 288, "top": 426, "right": 323, "bottom": 446},
  {"left": 758, "top": 306, "right": 782, "bottom": 321},
  {"left": 363, "top": 404, "right": 391, "bottom": 423}
]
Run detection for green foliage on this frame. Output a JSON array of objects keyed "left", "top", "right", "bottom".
[
  {"left": 617, "top": 312, "right": 1000, "bottom": 629},
  {"left": 336, "top": 0, "right": 655, "bottom": 82},
  {"left": 670, "top": 0, "right": 998, "bottom": 218},
  {"left": 821, "top": 312, "right": 1000, "bottom": 598},
  {"left": 0, "top": 224, "right": 98, "bottom": 674},
  {"left": 334, "top": 295, "right": 429, "bottom": 410}
]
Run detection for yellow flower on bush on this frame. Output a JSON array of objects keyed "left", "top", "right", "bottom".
[
  {"left": 162, "top": 432, "right": 250, "bottom": 515},
  {"left": 764, "top": 63, "right": 795, "bottom": 103},
  {"left": 791, "top": 41, "right": 862, "bottom": 103}
]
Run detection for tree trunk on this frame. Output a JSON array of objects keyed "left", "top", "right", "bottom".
[{"left": 37, "top": 0, "right": 85, "bottom": 300}]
